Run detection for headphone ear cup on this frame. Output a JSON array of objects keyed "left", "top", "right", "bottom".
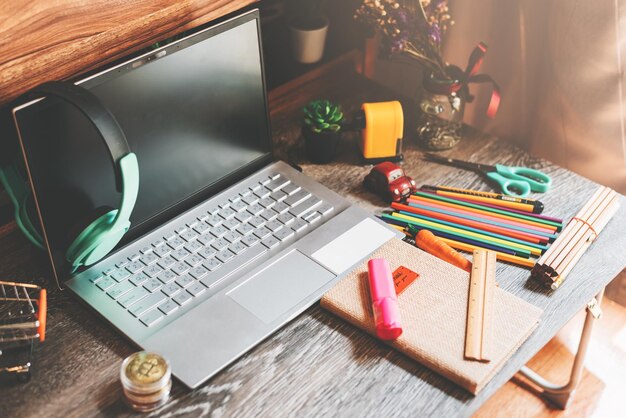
[
  {"left": 66, "top": 206, "right": 123, "bottom": 269},
  {"left": 66, "top": 206, "right": 114, "bottom": 247}
]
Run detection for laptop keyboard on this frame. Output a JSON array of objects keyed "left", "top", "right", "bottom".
[{"left": 89, "top": 172, "right": 334, "bottom": 327}]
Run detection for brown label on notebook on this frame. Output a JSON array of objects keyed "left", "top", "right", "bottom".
[{"left": 393, "top": 266, "right": 419, "bottom": 294}]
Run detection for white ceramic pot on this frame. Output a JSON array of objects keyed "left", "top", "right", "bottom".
[{"left": 289, "top": 16, "right": 329, "bottom": 64}]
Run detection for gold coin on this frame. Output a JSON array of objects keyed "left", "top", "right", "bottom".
[{"left": 125, "top": 352, "right": 168, "bottom": 385}]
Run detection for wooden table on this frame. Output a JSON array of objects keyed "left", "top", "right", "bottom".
[{"left": 1, "top": 61, "right": 625, "bottom": 418}]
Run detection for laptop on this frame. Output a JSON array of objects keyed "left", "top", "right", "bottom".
[{"left": 11, "top": 9, "right": 399, "bottom": 388}]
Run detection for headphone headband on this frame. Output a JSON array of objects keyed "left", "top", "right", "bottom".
[{"left": 27, "top": 81, "right": 131, "bottom": 192}]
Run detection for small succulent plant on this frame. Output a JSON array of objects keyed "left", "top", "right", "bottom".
[{"left": 303, "top": 100, "right": 344, "bottom": 134}]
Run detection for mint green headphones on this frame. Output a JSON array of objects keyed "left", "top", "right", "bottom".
[{"left": 0, "top": 81, "right": 139, "bottom": 272}]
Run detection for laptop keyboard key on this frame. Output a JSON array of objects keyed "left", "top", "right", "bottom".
[
  {"left": 193, "top": 222, "right": 210, "bottom": 234},
  {"left": 223, "top": 230, "right": 242, "bottom": 243},
  {"left": 185, "top": 254, "right": 204, "bottom": 267},
  {"left": 157, "top": 255, "right": 176, "bottom": 270},
  {"left": 318, "top": 203, "right": 334, "bottom": 216},
  {"left": 254, "top": 187, "right": 271, "bottom": 199},
  {"left": 242, "top": 194, "right": 258, "bottom": 205},
  {"left": 158, "top": 299, "right": 179, "bottom": 315},
  {"left": 259, "top": 197, "right": 275, "bottom": 208},
  {"left": 266, "top": 177, "right": 290, "bottom": 192},
  {"left": 129, "top": 273, "right": 149, "bottom": 286},
  {"left": 222, "top": 218, "right": 240, "bottom": 230},
  {"left": 277, "top": 212, "right": 295, "bottom": 225},
  {"left": 231, "top": 200, "right": 248, "bottom": 212},
  {"left": 176, "top": 274, "right": 194, "bottom": 288},
  {"left": 187, "top": 282, "right": 207, "bottom": 297},
  {"left": 289, "top": 197, "right": 322, "bottom": 217},
  {"left": 247, "top": 203, "right": 264, "bottom": 215},
  {"left": 228, "top": 241, "right": 247, "bottom": 255},
  {"left": 266, "top": 219, "right": 283, "bottom": 232},
  {"left": 216, "top": 249, "right": 234, "bottom": 263},
  {"left": 143, "top": 264, "right": 163, "bottom": 278},
  {"left": 206, "top": 214, "right": 223, "bottom": 227},
  {"left": 273, "top": 201, "right": 290, "bottom": 214},
  {"left": 219, "top": 207, "right": 237, "bottom": 220},
  {"left": 261, "top": 236, "right": 280, "bottom": 249},
  {"left": 211, "top": 238, "right": 229, "bottom": 251},
  {"left": 282, "top": 183, "right": 301, "bottom": 196},
  {"left": 292, "top": 218, "right": 308, "bottom": 233},
  {"left": 197, "top": 233, "right": 215, "bottom": 246},
  {"left": 110, "top": 268, "right": 130, "bottom": 282},
  {"left": 143, "top": 278, "right": 162, "bottom": 293},
  {"left": 129, "top": 292, "right": 166, "bottom": 317},
  {"left": 237, "top": 223, "right": 254, "bottom": 236},
  {"left": 254, "top": 227, "right": 272, "bottom": 239},
  {"left": 202, "top": 258, "right": 222, "bottom": 271},
  {"left": 140, "top": 309, "right": 164, "bottom": 327},
  {"left": 171, "top": 262, "right": 190, "bottom": 275},
  {"left": 235, "top": 211, "right": 252, "bottom": 223},
  {"left": 248, "top": 216, "right": 265, "bottom": 228},
  {"left": 118, "top": 287, "right": 149, "bottom": 309},
  {"left": 171, "top": 248, "right": 190, "bottom": 261},
  {"left": 305, "top": 212, "right": 322, "bottom": 225},
  {"left": 210, "top": 225, "right": 228, "bottom": 238},
  {"left": 107, "top": 281, "right": 134, "bottom": 299},
  {"left": 157, "top": 270, "right": 177, "bottom": 284},
  {"left": 198, "top": 247, "right": 216, "bottom": 259},
  {"left": 185, "top": 240, "right": 204, "bottom": 253},
  {"left": 126, "top": 261, "right": 144, "bottom": 274},
  {"left": 241, "top": 234, "right": 259, "bottom": 247},
  {"left": 167, "top": 237, "right": 185, "bottom": 250},
  {"left": 260, "top": 209, "right": 278, "bottom": 221},
  {"left": 96, "top": 277, "right": 117, "bottom": 291},
  {"left": 153, "top": 245, "right": 171, "bottom": 258},
  {"left": 284, "top": 189, "right": 311, "bottom": 207},
  {"left": 162, "top": 282, "right": 182, "bottom": 297},
  {"left": 180, "top": 230, "right": 197, "bottom": 242},
  {"left": 173, "top": 291, "right": 193, "bottom": 306},
  {"left": 140, "top": 252, "right": 159, "bottom": 266},
  {"left": 274, "top": 228, "right": 295, "bottom": 242},
  {"left": 189, "top": 266, "right": 208, "bottom": 280}
]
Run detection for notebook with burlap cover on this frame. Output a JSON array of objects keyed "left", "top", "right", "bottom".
[{"left": 320, "top": 238, "right": 543, "bottom": 394}]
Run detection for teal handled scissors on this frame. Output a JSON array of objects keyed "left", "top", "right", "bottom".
[{"left": 423, "top": 153, "right": 552, "bottom": 197}]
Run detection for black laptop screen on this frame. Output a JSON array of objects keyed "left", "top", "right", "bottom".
[{"left": 14, "top": 13, "right": 272, "bottom": 276}]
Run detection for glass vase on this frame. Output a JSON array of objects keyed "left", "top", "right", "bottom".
[{"left": 416, "top": 71, "right": 466, "bottom": 151}]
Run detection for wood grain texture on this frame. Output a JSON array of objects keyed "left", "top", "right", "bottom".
[
  {"left": 1, "top": 63, "right": 625, "bottom": 417},
  {"left": 0, "top": 0, "right": 257, "bottom": 106}
]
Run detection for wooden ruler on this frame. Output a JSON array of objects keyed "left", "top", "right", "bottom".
[{"left": 464, "top": 249, "right": 496, "bottom": 362}]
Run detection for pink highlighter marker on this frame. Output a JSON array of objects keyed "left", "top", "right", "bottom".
[{"left": 367, "top": 258, "right": 403, "bottom": 340}]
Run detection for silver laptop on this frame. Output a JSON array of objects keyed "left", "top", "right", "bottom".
[{"left": 12, "top": 10, "right": 398, "bottom": 388}]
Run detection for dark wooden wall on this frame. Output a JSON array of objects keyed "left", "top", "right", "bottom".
[{"left": 0, "top": 0, "right": 257, "bottom": 106}]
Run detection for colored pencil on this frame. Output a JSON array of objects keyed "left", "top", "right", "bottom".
[
  {"left": 392, "top": 202, "right": 549, "bottom": 244},
  {"left": 412, "top": 192, "right": 563, "bottom": 230},
  {"left": 397, "top": 210, "right": 548, "bottom": 252},
  {"left": 438, "top": 237, "right": 536, "bottom": 268},
  {"left": 408, "top": 202, "right": 556, "bottom": 241},
  {"left": 409, "top": 194, "right": 560, "bottom": 232},
  {"left": 382, "top": 213, "right": 535, "bottom": 257},
  {"left": 420, "top": 185, "right": 544, "bottom": 213}
]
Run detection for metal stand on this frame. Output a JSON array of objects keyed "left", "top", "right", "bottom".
[{"left": 518, "top": 288, "right": 605, "bottom": 409}]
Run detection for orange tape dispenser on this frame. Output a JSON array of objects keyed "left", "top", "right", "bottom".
[{"left": 356, "top": 101, "right": 404, "bottom": 164}]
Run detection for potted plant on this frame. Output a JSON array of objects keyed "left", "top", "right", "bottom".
[
  {"left": 288, "top": 0, "right": 330, "bottom": 64},
  {"left": 302, "top": 99, "right": 344, "bottom": 164}
]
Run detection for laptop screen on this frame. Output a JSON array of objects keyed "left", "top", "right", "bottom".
[{"left": 14, "top": 11, "right": 272, "bottom": 278}]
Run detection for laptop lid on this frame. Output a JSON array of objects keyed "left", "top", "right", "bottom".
[{"left": 13, "top": 10, "right": 273, "bottom": 285}]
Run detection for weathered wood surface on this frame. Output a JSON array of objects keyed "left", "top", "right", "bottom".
[
  {"left": 1, "top": 62, "right": 625, "bottom": 418},
  {"left": 0, "top": 0, "right": 256, "bottom": 106}
]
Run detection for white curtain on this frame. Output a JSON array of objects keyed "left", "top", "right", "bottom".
[{"left": 443, "top": 0, "right": 626, "bottom": 194}]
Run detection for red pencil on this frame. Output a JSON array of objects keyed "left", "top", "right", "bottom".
[{"left": 392, "top": 202, "right": 549, "bottom": 244}]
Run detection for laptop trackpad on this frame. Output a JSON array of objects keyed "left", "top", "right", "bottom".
[{"left": 228, "top": 250, "right": 334, "bottom": 324}]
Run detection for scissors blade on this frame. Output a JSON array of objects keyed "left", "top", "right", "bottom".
[{"left": 423, "top": 153, "right": 496, "bottom": 174}]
